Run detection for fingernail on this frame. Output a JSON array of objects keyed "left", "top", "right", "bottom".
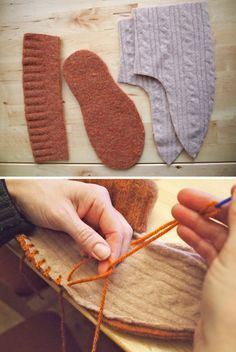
[{"left": 92, "top": 243, "right": 111, "bottom": 260}]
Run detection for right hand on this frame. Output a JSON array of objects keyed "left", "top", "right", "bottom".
[{"left": 172, "top": 186, "right": 236, "bottom": 352}]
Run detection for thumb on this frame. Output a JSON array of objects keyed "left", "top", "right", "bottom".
[
  {"left": 58, "top": 205, "right": 111, "bottom": 261},
  {"left": 227, "top": 189, "right": 236, "bottom": 248}
]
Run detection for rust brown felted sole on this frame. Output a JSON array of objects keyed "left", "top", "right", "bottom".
[
  {"left": 95, "top": 315, "right": 193, "bottom": 341},
  {"left": 81, "top": 179, "right": 158, "bottom": 233},
  {"left": 63, "top": 50, "right": 145, "bottom": 169},
  {"left": 23, "top": 33, "right": 69, "bottom": 162}
]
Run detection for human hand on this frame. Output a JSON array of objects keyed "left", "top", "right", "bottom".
[
  {"left": 6, "top": 179, "right": 133, "bottom": 274},
  {"left": 172, "top": 186, "right": 236, "bottom": 352},
  {"left": 171, "top": 188, "right": 230, "bottom": 265}
]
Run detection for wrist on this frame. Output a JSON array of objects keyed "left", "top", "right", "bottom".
[
  {"left": 0, "top": 180, "right": 34, "bottom": 244},
  {"left": 5, "top": 179, "right": 24, "bottom": 214}
]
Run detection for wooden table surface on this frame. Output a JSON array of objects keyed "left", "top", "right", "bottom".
[
  {"left": 0, "top": 0, "right": 236, "bottom": 176},
  {"left": 8, "top": 178, "right": 236, "bottom": 352}
]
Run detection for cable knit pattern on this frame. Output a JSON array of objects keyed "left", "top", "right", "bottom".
[
  {"left": 133, "top": 2, "right": 215, "bottom": 158},
  {"left": 118, "top": 19, "right": 183, "bottom": 165}
]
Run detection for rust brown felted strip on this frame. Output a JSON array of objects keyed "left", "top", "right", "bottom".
[
  {"left": 63, "top": 50, "right": 145, "bottom": 169},
  {"left": 81, "top": 179, "right": 158, "bottom": 233},
  {"left": 23, "top": 33, "right": 69, "bottom": 162}
]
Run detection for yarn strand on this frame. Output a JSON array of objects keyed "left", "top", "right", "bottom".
[{"left": 66, "top": 199, "right": 224, "bottom": 352}]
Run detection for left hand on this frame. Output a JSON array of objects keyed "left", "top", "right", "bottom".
[{"left": 6, "top": 179, "right": 133, "bottom": 274}]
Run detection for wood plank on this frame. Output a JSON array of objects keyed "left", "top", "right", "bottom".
[
  {"left": 0, "top": 162, "right": 236, "bottom": 176},
  {"left": 0, "top": 0, "right": 236, "bottom": 173}
]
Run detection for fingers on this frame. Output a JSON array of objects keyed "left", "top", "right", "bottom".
[
  {"left": 56, "top": 203, "right": 111, "bottom": 261},
  {"left": 172, "top": 204, "right": 228, "bottom": 251},
  {"left": 75, "top": 185, "right": 133, "bottom": 274},
  {"left": 172, "top": 203, "right": 228, "bottom": 265},
  {"left": 114, "top": 209, "right": 133, "bottom": 255},
  {"left": 176, "top": 225, "right": 217, "bottom": 265},
  {"left": 177, "top": 188, "right": 229, "bottom": 225},
  {"left": 229, "top": 186, "right": 236, "bottom": 234},
  {"left": 222, "top": 186, "right": 236, "bottom": 255},
  {"left": 69, "top": 182, "right": 133, "bottom": 274},
  {"left": 97, "top": 208, "right": 133, "bottom": 275}
]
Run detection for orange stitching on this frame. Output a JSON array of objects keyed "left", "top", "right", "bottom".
[
  {"left": 56, "top": 275, "right": 62, "bottom": 286},
  {"left": 43, "top": 266, "right": 51, "bottom": 279},
  {"left": 16, "top": 235, "right": 64, "bottom": 287},
  {"left": 35, "top": 258, "right": 46, "bottom": 269}
]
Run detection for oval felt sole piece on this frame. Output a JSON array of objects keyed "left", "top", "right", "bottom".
[{"left": 63, "top": 50, "right": 145, "bottom": 169}]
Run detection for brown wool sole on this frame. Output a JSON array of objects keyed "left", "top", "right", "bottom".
[
  {"left": 98, "top": 315, "right": 193, "bottom": 341},
  {"left": 63, "top": 50, "right": 145, "bottom": 169}
]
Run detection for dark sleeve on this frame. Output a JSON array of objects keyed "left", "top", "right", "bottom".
[{"left": 0, "top": 180, "right": 34, "bottom": 246}]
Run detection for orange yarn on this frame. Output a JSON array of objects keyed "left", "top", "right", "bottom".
[
  {"left": 91, "top": 274, "right": 111, "bottom": 352},
  {"left": 67, "top": 220, "right": 178, "bottom": 352},
  {"left": 67, "top": 201, "right": 221, "bottom": 352},
  {"left": 16, "top": 200, "right": 221, "bottom": 352}
]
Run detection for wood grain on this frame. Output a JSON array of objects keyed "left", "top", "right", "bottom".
[
  {"left": 0, "top": 162, "right": 236, "bottom": 176},
  {"left": 0, "top": 0, "right": 236, "bottom": 175}
]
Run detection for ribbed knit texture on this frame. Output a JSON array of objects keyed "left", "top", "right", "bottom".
[
  {"left": 0, "top": 181, "right": 34, "bottom": 245},
  {"left": 132, "top": 2, "right": 215, "bottom": 158},
  {"left": 63, "top": 50, "right": 145, "bottom": 170},
  {"left": 118, "top": 19, "right": 183, "bottom": 165},
  {"left": 82, "top": 179, "right": 158, "bottom": 233},
  {"left": 18, "top": 229, "right": 206, "bottom": 339},
  {"left": 23, "top": 33, "right": 69, "bottom": 162}
]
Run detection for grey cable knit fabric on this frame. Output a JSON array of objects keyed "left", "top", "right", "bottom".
[
  {"left": 118, "top": 19, "right": 183, "bottom": 165},
  {"left": 118, "top": 1, "right": 215, "bottom": 163}
]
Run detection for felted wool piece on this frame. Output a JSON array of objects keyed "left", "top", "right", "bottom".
[
  {"left": 131, "top": 2, "right": 215, "bottom": 159},
  {"left": 17, "top": 229, "right": 207, "bottom": 341},
  {"left": 118, "top": 18, "right": 183, "bottom": 165},
  {"left": 63, "top": 50, "right": 145, "bottom": 169},
  {"left": 23, "top": 33, "right": 69, "bottom": 162},
  {"left": 81, "top": 179, "right": 158, "bottom": 233}
]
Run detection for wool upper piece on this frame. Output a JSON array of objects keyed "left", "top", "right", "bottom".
[
  {"left": 118, "top": 1, "right": 215, "bottom": 164},
  {"left": 22, "top": 33, "right": 69, "bottom": 162},
  {"left": 17, "top": 228, "right": 206, "bottom": 342},
  {"left": 81, "top": 179, "right": 158, "bottom": 233},
  {"left": 118, "top": 18, "right": 183, "bottom": 165},
  {"left": 63, "top": 50, "right": 145, "bottom": 169}
]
